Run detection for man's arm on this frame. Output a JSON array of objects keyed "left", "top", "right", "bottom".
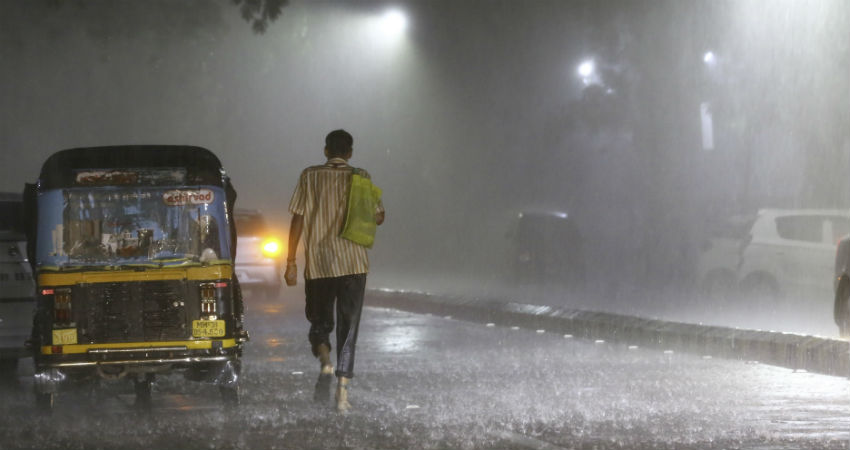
[{"left": 284, "top": 214, "right": 303, "bottom": 286}]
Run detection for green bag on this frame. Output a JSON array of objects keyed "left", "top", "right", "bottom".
[{"left": 340, "top": 168, "right": 382, "bottom": 248}]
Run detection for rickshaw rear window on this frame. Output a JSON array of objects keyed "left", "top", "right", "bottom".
[{"left": 36, "top": 186, "right": 230, "bottom": 268}]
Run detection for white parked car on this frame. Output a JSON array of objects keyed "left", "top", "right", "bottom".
[{"left": 737, "top": 209, "right": 850, "bottom": 298}]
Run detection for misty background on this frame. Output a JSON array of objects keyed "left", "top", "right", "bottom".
[{"left": 2, "top": 0, "right": 849, "bottom": 329}]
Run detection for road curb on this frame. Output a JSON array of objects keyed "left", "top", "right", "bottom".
[{"left": 368, "top": 289, "right": 850, "bottom": 377}]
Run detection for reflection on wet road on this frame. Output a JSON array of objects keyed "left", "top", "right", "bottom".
[{"left": 0, "top": 289, "right": 848, "bottom": 449}]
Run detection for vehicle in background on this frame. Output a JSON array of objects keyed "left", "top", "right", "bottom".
[
  {"left": 737, "top": 209, "right": 850, "bottom": 299},
  {"left": 0, "top": 192, "right": 24, "bottom": 232},
  {"left": 233, "top": 209, "right": 283, "bottom": 299},
  {"left": 508, "top": 210, "right": 585, "bottom": 289},
  {"left": 695, "top": 214, "right": 755, "bottom": 299},
  {"left": 832, "top": 235, "right": 850, "bottom": 337},
  {"left": 27, "top": 146, "right": 246, "bottom": 411},
  {"left": 0, "top": 192, "right": 36, "bottom": 373}
]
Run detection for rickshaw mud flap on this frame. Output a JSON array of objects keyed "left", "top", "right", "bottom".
[
  {"left": 215, "top": 359, "right": 240, "bottom": 388},
  {"left": 184, "top": 359, "right": 241, "bottom": 386},
  {"left": 34, "top": 368, "right": 66, "bottom": 394}
]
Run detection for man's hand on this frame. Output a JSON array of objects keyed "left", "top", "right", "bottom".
[
  {"left": 284, "top": 263, "right": 298, "bottom": 286},
  {"left": 285, "top": 214, "right": 303, "bottom": 287}
]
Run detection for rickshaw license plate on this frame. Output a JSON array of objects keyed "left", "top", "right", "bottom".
[
  {"left": 192, "top": 320, "right": 225, "bottom": 337},
  {"left": 52, "top": 328, "right": 77, "bottom": 345}
]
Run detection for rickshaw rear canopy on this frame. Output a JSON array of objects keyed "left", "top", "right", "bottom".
[{"left": 38, "top": 146, "right": 225, "bottom": 189}]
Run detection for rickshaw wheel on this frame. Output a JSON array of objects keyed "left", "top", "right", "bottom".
[
  {"left": 134, "top": 374, "right": 154, "bottom": 411},
  {"left": 220, "top": 384, "right": 240, "bottom": 408},
  {"left": 35, "top": 392, "right": 54, "bottom": 413}
]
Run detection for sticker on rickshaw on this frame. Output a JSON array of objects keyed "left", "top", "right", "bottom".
[
  {"left": 75, "top": 170, "right": 139, "bottom": 185},
  {"left": 163, "top": 189, "right": 215, "bottom": 206},
  {"left": 74, "top": 168, "right": 186, "bottom": 186},
  {"left": 52, "top": 328, "right": 78, "bottom": 345},
  {"left": 192, "top": 320, "right": 226, "bottom": 337}
]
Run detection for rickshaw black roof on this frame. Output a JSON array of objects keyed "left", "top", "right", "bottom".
[{"left": 38, "top": 145, "right": 225, "bottom": 189}]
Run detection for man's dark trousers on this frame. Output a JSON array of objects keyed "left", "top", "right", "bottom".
[{"left": 305, "top": 273, "right": 367, "bottom": 378}]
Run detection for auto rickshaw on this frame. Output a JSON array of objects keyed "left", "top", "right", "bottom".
[{"left": 25, "top": 146, "right": 247, "bottom": 411}]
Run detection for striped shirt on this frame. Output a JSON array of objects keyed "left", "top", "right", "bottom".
[{"left": 288, "top": 157, "right": 384, "bottom": 280}]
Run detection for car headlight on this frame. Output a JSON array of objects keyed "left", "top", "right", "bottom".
[{"left": 261, "top": 239, "right": 282, "bottom": 259}]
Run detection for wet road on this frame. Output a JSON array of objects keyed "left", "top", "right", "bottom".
[{"left": 1, "top": 288, "right": 849, "bottom": 449}]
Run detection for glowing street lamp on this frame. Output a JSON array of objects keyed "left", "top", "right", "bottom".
[
  {"left": 379, "top": 9, "right": 408, "bottom": 38},
  {"left": 577, "top": 60, "right": 594, "bottom": 78},
  {"left": 577, "top": 59, "right": 601, "bottom": 86}
]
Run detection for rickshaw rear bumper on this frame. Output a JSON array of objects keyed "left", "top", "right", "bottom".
[{"left": 34, "top": 345, "right": 242, "bottom": 394}]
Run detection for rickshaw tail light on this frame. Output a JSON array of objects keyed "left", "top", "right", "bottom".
[
  {"left": 52, "top": 289, "right": 73, "bottom": 325},
  {"left": 200, "top": 283, "right": 217, "bottom": 318},
  {"left": 55, "top": 309, "right": 70, "bottom": 323}
]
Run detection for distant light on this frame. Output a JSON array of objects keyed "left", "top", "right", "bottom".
[
  {"left": 703, "top": 51, "right": 716, "bottom": 65},
  {"left": 261, "top": 239, "right": 282, "bottom": 258},
  {"left": 380, "top": 9, "right": 408, "bottom": 36},
  {"left": 577, "top": 60, "right": 594, "bottom": 78}
]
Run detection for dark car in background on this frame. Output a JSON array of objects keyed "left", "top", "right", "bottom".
[
  {"left": 508, "top": 210, "right": 586, "bottom": 289},
  {"left": 0, "top": 192, "right": 36, "bottom": 374},
  {"left": 234, "top": 209, "right": 283, "bottom": 299}
]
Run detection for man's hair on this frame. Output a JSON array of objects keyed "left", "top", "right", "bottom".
[{"left": 325, "top": 129, "right": 353, "bottom": 158}]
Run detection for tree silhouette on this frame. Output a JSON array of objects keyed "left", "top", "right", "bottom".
[{"left": 231, "top": 0, "right": 289, "bottom": 34}]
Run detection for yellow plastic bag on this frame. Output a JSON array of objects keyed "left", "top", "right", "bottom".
[{"left": 340, "top": 169, "right": 382, "bottom": 248}]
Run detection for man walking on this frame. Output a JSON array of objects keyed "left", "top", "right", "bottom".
[{"left": 284, "top": 129, "right": 384, "bottom": 412}]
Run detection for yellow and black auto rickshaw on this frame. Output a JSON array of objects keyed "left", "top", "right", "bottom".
[{"left": 25, "top": 146, "right": 247, "bottom": 411}]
